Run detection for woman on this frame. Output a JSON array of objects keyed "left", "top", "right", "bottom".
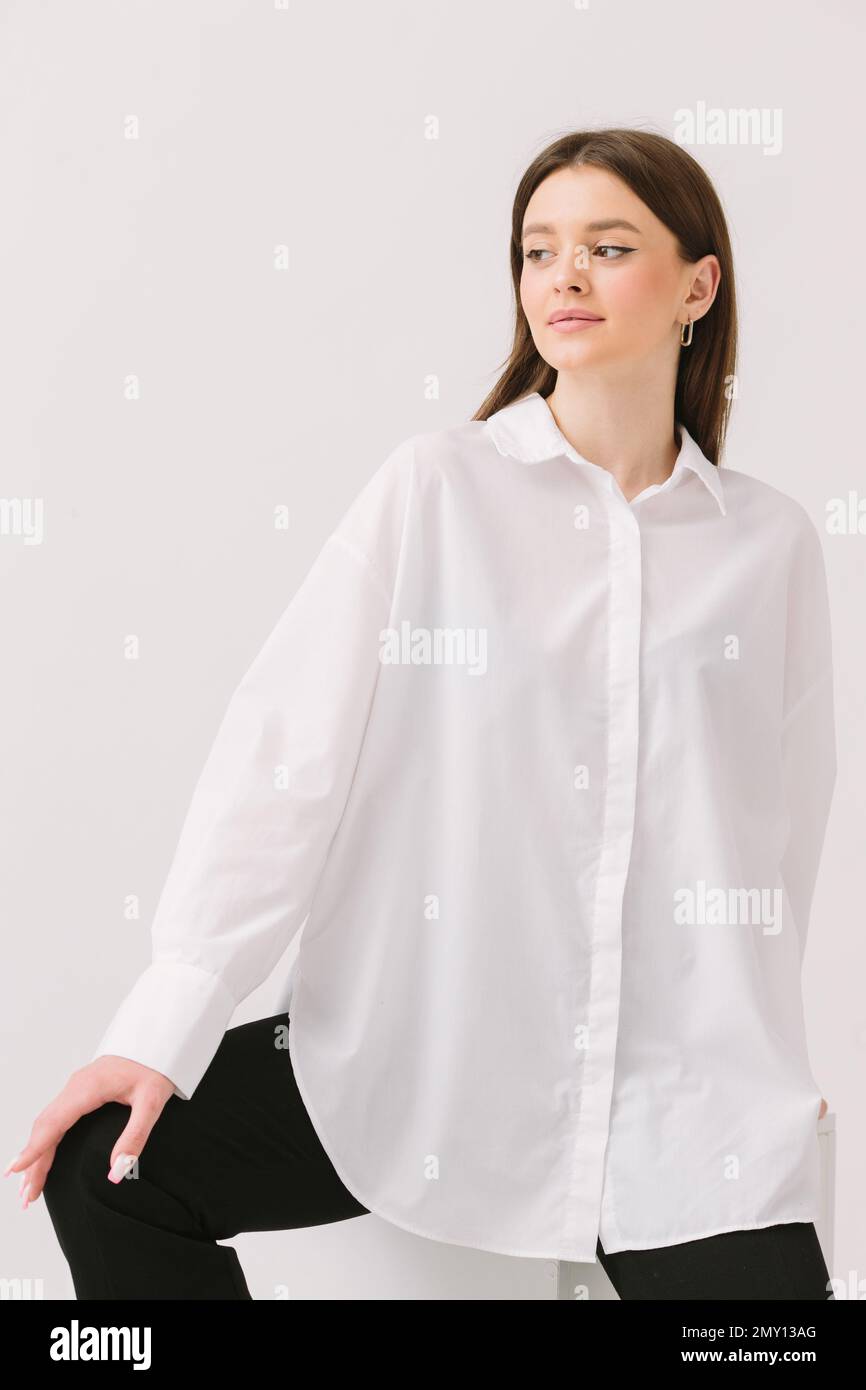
[{"left": 7, "top": 129, "right": 837, "bottom": 1300}]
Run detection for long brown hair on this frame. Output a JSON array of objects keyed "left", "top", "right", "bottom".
[{"left": 473, "top": 129, "right": 738, "bottom": 468}]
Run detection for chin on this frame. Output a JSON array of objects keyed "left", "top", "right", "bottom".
[{"left": 548, "top": 343, "right": 607, "bottom": 367}]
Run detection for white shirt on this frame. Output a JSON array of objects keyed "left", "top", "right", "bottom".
[{"left": 92, "top": 390, "right": 837, "bottom": 1262}]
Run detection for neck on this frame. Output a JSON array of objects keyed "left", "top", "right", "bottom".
[{"left": 544, "top": 374, "right": 680, "bottom": 503}]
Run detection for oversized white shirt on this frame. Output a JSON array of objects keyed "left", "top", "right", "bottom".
[{"left": 91, "top": 390, "right": 837, "bottom": 1262}]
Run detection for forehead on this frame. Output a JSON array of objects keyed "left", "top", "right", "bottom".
[{"left": 521, "top": 166, "right": 653, "bottom": 236}]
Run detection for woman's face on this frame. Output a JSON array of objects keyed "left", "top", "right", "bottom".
[{"left": 519, "top": 164, "right": 717, "bottom": 373}]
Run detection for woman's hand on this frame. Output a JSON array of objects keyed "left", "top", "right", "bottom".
[{"left": 3, "top": 1056, "right": 177, "bottom": 1209}]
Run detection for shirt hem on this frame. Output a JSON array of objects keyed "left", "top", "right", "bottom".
[
  {"left": 596, "top": 1209, "right": 823, "bottom": 1257},
  {"left": 287, "top": 1023, "right": 601, "bottom": 1265}
]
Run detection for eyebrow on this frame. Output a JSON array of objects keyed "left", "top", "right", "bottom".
[{"left": 521, "top": 218, "right": 643, "bottom": 240}]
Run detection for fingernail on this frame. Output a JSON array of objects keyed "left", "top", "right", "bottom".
[
  {"left": 107, "top": 1153, "right": 137, "bottom": 1183},
  {"left": 3, "top": 1153, "right": 23, "bottom": 1177}
]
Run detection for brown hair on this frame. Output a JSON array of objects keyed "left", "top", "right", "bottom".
[{"left": 473, "top": 128, "right": 738, "bottom": 468}]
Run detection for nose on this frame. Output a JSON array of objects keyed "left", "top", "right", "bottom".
[{"left": 553, "top": 245, "right": 591, "bottom": 291}]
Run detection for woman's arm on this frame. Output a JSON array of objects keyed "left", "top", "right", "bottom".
[
  {"left": 778, "top": 510, "right": 837, "bottom": 965},
  {"left": 6, "top": 436, "right": 415, "bottom": 1205}
]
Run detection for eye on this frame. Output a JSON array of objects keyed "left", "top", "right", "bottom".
[{"left": 523, "top": 244, "right": 635, "bottom": 264}]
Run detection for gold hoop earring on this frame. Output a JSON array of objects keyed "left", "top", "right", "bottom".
[{"left": 680, "top": 317, "right": 693, "bottom": 347}]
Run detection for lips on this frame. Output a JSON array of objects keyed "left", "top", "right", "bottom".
[
  {"left": 548, "top": 314, "right": 603, "bottom": 334},
  {"left": 548, "top": 311, "right": 604, "bottom": 324}
]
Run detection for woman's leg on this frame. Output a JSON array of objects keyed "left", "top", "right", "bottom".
[
  {"left": 42, "top": 1013, "right": 369, "bottom": 1299},
  {"left": 595, "top": 1224, "right": 835, "bottom": 1301}
]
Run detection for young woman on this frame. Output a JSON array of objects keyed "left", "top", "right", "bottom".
[{"left": 8, "top": 129, "right": 837, "bottom": 1300}]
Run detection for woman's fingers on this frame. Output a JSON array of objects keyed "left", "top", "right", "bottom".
[
  {"left": 105, "top": 1085, "right": 171, "bottom": 1182},
  {"left": 4, "top": 1089, "right": 89, "bottom": 1208},
  {"left": 17, "top": 1145, "right": 57, "bottom": 1208},
  {"left": 3, "top": 1078, "right": 96, "bottom": 1180},
  {"left": 6, "top": 1058, "right": 176, "bottom": 1210},
  {"left": 3, "top": 1062, "right": 122, "bottom": 1190}
]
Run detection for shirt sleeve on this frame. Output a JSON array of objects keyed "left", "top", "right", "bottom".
[
  {"left": 779, "top": 512, "right": 837, "bottom": 964},
  {"left": 90, "top": 439, "right": 413, "bottom": 1100}
]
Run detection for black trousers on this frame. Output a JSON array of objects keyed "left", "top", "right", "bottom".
[{"left": 43, "top": 1013, "right": 834, "bottom": 1300}]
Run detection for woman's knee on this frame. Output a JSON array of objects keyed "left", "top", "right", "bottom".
[{"left": 43, "top": 1102, "right": 129, "bottom": 1208}]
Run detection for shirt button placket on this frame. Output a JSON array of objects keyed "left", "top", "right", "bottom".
[{"left": 566, "top": 475, "right": 643, "bottom": 1258}]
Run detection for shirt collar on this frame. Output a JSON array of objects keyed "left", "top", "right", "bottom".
[{"left": 483, "top": 391, "right": 727, "bottom": 517}]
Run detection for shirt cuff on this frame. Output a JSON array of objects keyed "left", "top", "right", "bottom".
[{"left": 89, "top": 960, "right": 238, "bottom": 1101}]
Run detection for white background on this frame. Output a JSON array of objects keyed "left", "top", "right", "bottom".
[{"left": 1, "top": 0, "right": 862, "bottom": 1298}]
